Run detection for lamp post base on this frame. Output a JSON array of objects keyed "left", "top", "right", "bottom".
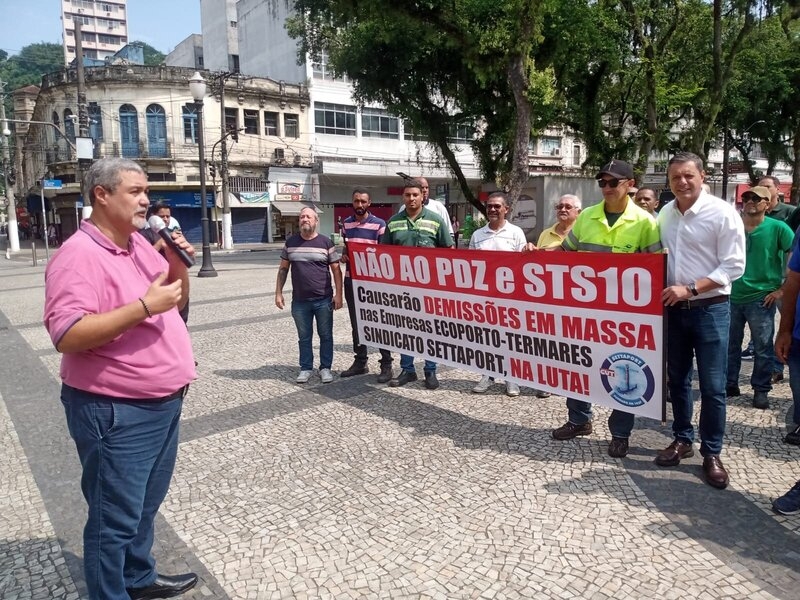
[{"left": 197, "top": 266, "right": 218, "bottom": 277}]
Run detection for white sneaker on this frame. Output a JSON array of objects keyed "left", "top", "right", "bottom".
[
  {"left": 296, "top": 370, "right": 312, "bottom": 383},
  {"left": 472, "top": 375, "right": 492, "bottom": 393},
  {"left": 506, "top": 382, "right": 520, "bottom": 397},
  {"left": 320, "top": 368, "right": 334, "bottom": 383}
]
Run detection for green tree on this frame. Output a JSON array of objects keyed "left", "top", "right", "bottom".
[
  {"left": 0, "top": 43, "right": 63, "bottom": 91},
  {"left": 132, "top": 41, "right": 166, "bottom": 66},
  {"left": 287, "top": 0, "right": 554, "bottom": 211}
]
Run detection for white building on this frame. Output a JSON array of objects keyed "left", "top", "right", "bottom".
[
  {"left": 200, "top": 0, "right": 239, "bottom": 73},
  {"left": 60, "top": 0, "right": 129, "bottom": 65}
]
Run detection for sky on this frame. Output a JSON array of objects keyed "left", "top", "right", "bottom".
[{"left": 1, "top": 0, "right": 202, "bottom": 56}]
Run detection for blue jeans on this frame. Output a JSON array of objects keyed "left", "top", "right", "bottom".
[
  {"left": 399, "top": 354, "right": 437, "bottom": 374},
  {"left": 787, "top": 338, "right": 800, "bottom": 425},
  {"left": 666, "top": 301, "right": 730, "bottom": 456},
  {"left": 291, "top": 297, "right": 333, "bottom": 370},
  {"left": 727, "top": 299, "right": 776, "bottom": 392},
  {"left": 566, "top": 400, "right": 635, "bottom": 439},
  {"left": 61, "top": 384, "right": 184, "bottom": 600}
]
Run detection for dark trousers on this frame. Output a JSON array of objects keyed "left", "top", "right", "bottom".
[
  {"left": 61, "top": 384, "right": 184, "bottom": 599},
  {"left": 344, "top": 277, "right": 392, "bottom": 366}
]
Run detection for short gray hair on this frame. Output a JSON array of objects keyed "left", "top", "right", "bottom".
[
  {"left": 558, "top": 194, "right": 582, "bottom": 209},
  {"left": 84, "top": 158, "right": 145, "bottom": 206}
]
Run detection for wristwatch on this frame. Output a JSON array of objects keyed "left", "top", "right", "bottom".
[{"left": 688, "top": 282, "right": 699, "bottom": 297}]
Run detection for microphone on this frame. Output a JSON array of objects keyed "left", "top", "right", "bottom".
[{"left": 148, "top": 216, "right": 195, "bottom": 268}]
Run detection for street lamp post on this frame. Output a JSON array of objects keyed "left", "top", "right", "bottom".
[{"left": 189, "top": 72, "right": 217, "bottom": 278}]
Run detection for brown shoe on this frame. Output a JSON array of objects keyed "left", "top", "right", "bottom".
[
  {"left": 552, "top": 421, "right": 592, "bottom": 440},
  {"left": 655, "top": 440, "right": 694, "bottom": 467},
  {"left": 607, "top": 437, "right": 629, "bottom": 458},
  {"left": 702, "top": 455, "right": 729, "bottom": 489}
]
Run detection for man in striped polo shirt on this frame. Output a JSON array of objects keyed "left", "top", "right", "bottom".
[
  {"left": 340, "top": 188, "right": 394, "bottom": 382},
  {"left": 381, "top": 180, "right": 454, "bottom": 389},
  {"left": 276, "top": 207, "right": 343, "bottom": 384}
]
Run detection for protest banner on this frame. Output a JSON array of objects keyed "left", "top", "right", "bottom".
[{"left": 348, "top": 242, "right": 667, "bottom": 420}]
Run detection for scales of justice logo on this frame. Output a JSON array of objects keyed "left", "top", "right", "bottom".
[{"left": 599, "top": 352, "right": 656, "bottom": 407}]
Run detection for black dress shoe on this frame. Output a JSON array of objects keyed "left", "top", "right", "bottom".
[
  {"left": 702, "top": 455, "right": 729, "bottom": 489},
  {"left": 725, "top": 385, "right": 740, "bottom": 398},
  {"left": 340, "top": 361, "right": 368, "bottom": 377},
  {"left": 389, "top": 371, "right": 418, "bottom": 387},
  {"left": 127, "top": 573, "right": 198, "bottom": 599},
  {"left": 424, "top": 371, "right": 439, "bottom": 389},
  {"left": 376, "top": 365, "right": 393, "bottom": 384},
  {"left": 654, "top": 440, "right": 694, "bottom": 467}
]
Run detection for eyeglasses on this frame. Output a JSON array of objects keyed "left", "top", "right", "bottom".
[
  {"left": 597, "top": 179, "right": 624, "bottom": 188},
  {"left": 741, "top": 194, "right": 765, "bottom": 203},
  {"left": 486, "top": 203, "right": 505, "bottom": 210},
  {"left": 554, "top": 204, "right": 576, "bottom": 210}
]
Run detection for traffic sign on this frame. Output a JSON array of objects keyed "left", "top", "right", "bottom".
[{"left": 43, "top": 179, "right": 63, "bottom": 189}]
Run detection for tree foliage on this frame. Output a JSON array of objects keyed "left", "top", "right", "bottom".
[
  {"left": 287, "top": 0, "right": 554, "bottom": 211},
  {"left": 132, "top": 41, "right": 167, "bottom": 66},
  {"left": 0, "top": 43, "right": 63, "bottom": 91},
  {"left": 286, "top": 0, "right": 792, "bottom": 200}
]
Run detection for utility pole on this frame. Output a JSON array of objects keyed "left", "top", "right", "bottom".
[
  {"left": 0, "top": 80, "right": 20, "bottom": 253},
  {"left": 75, "top": 20, "right": 90, "bottom": 217},
  {"left": 218, "top": 75, "right": 233, "bottom": 250}
]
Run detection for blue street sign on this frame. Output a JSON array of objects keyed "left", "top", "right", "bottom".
[{"left": 43, "top": 179, "right": 63, "bottom": 189}]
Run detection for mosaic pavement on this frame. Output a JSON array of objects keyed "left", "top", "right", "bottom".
[{"left": 1, "top": 249, "right": 798, "bottom": 599}]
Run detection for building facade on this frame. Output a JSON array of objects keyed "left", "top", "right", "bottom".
[
  {"left": 61, "top": 0, "right": 129, "bottom": 65},
  {"left": 16, "top": 64, "right": 311, "bottom": 244}
]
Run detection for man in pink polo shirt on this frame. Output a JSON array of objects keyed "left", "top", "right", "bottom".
[{"left": 44, "top": 158, "right": 198, "bottom": 600}]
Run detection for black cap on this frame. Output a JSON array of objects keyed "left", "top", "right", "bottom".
[{"left": 596, "top": 159, "right": 634, "bottom": 181}]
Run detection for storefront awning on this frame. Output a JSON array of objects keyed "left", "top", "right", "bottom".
[{"left": 270, "top": 201, "right": 323, "bottom": 216}]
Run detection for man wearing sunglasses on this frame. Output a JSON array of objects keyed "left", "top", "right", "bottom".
[
  {"left": 552, "top": 160, "right": 662, "bottom": 459},
  {"left": 657, "top": 152, "right": 745, "bottom": 489},
  {"left": 726, "top": 186, "right": 794, "bottom": 410},
  {"left": 470, "top": 191, "right": 528, "bottom": 396},
  {"left": 537, "top": 195, "right": 582, "bottom": 249}
]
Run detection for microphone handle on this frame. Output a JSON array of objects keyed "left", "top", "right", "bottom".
[{"left": 157, "top": 229, "right": 195, "bottom": 268}]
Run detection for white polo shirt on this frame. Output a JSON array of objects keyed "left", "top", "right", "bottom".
[{"left": 469, "top": 221, "right": 527, "bottom": 252}]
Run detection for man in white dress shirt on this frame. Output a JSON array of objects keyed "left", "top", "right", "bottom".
[
  {"left": 469, "top": 191, "right": 528, "bottom": 397},
  {"left": 656, "top": 151, "right": 746, "bottom": 489}
]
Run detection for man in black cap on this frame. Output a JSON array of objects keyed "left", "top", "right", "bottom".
[{"left": 551, "top": 159, "right": 662, "bottom": 458}]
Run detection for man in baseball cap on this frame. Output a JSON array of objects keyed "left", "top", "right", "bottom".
[
  {"left": 595, "top": 159, "right": 635, "bottom": 181},
  {"left": 552, "top": 159, "right": 661, "bottom": 458}
]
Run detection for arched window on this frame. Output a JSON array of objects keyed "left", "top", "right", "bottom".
[
  {"left": 119, "top": 104, "right": 139, "bottom": 158},
  {"left": 146, "top": 104, "right": 167, "bottom": 158},
  {"left": 182, "top": 104, "right": 198, "bottom": 144},
  {"left": 52, "top": 111, "right": 61, "bottom": 141},
  {"left": 64, "top": 109, "right": 76, "bottom": 143},
  {"left": 88, "top": 102, "right": 103, "bottom": 142}
]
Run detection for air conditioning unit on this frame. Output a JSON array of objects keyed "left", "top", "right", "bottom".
[
  {"left": 551, "top": 148, "right": 561, "bottom": 156},
  {"left": 77, "top": 8, "right": 84, "bottom": 13},
  {"left": 273, "top": 148, "right": 285, "bottom": 161}
]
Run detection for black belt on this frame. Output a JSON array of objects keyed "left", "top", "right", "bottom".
[
  {"left": 150, "top": 384, "right": 190, "bottom": 402},
  {"left": 672, "top": 295, "right": 729, "bottom": 310}
]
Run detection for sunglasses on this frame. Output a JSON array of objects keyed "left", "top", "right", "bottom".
[
  {"left": 741, "top": 194, "right": 765, "bottom": 203},
  {"left": 486, "top": 203, "right": 505, "bottom": 210},
  {"left": 554, "top": 204, "right": 576, "bottom": 210},
  {"left": 597, "top": 178, "right": 627, "bottom": 188}
]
